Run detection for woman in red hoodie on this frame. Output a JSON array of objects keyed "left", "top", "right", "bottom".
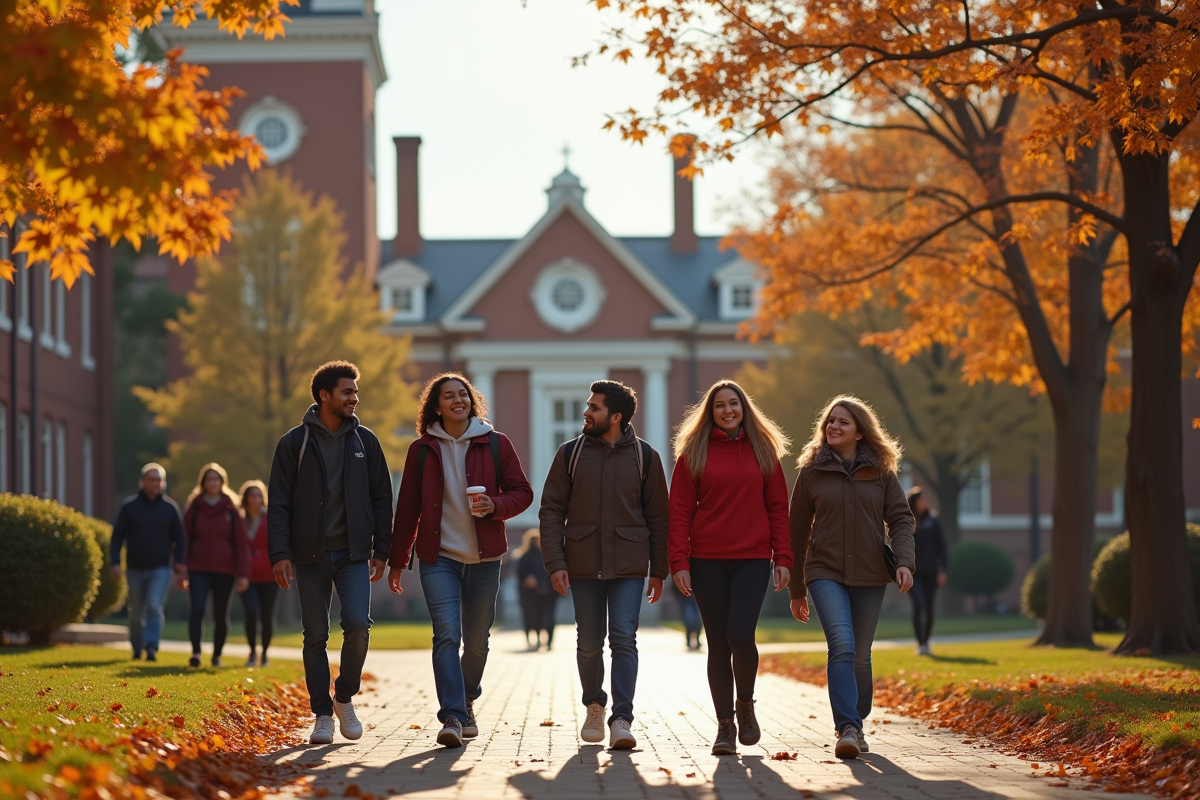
[
  {"left": 237, "top": 480, "right": 276, "bottom": 667},
  {"left": 669, "top": 379, "right": 792, "bottom": 756},
  {"left": 182, "top": 463, "right": 251, "bottom": 668}
]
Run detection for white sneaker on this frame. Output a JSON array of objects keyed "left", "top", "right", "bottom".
[
  {"left": 581, "top": 702, "right": 605, "bottom": 743},
  {"left": 333, "top": 698, "right": 363, "bottom": 740},
  {"left": 309, "top": 715, "right": 335, "bottom": 745},
  {"left": 917, "top": 643, "right": 932, "bottom": 656},
  {"left": 609, "top": 718, "right": 636, "bottom": 750}
]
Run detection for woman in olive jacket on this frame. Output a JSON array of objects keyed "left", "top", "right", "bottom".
[{"left": 789, "top": 395, "right": 915, "bottom": 760}]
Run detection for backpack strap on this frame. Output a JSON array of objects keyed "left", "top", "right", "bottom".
[
  {"left": 564, "top": 434, "right": 650, "bottom": 486},
  {"left": 564, "top": 434, "right": 586, "bottom": 483},
  {"left": 489, "top": 431, "right": 502, "bottom": 484},
  {"left": 637, "top": 439, "right": 650, "bottom": 485},
  {"left": 296, "top": 426, "right": 311, "bottom": 472}
]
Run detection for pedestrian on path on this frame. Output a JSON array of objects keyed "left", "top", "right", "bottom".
[
  {"left": 674, "top": 582, "right": 702, "bottom": 650},
  {"left": 668, "top": 379, "right": 794, "bottom": 756},
  {"left": 540, "top": 379, "right": 670, "bottom": 751},
  {"left": 110, "top": 462, "right": 186, "bottom": 662},
  {"left": 237, "top": 480, "right": 278, "bottom": 667},
  {"left": 906, "top": 487, "right": 948, "bottom": 656},
  {"left": 268, "top": 361, "right": 394, "bottom": 746},
  {"left": 515, "top": 529, "right": 557, "bottom": 650},
  {"left": 789, "top": 395, "right": 916, "bottom": 760},
  {"left": 182, "top": 462, "right": 251, "bottom": 668},
  {"left": 388, "top": 373, "right": 533, "bottom": 749}
]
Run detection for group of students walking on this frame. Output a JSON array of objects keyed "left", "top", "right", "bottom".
[{"left": 111, "top": 358, "right": 941, "bottom": 760}]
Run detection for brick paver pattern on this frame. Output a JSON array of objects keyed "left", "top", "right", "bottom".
[{"left": 261, "top": 628, "right": 1137, "bottom": 799}]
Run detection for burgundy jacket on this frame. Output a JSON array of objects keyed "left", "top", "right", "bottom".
[
  {"left": 245, "top": 515, "right": 273, "bottom": 584},
  {"left": 389, "top": 430, "right": 533, "bottom": 567},
  {"left": 183, "top": 495, "right": 251, "bottom": 578}
]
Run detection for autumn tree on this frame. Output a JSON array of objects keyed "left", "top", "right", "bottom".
[
  {"left": 0, "top": 0, "right": 299, "bottom": 287},
  {"left": 135, "top": 171, "right": 417, "bottom": 501},
  {"left": 595, "top": 0, "right": 1200, "bottom": 655}
]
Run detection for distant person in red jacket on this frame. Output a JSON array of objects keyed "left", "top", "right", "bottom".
[
  {"left": 237, "top": 479, "right": 277, "bottom": 667},
  {"left": 182, "top": 463, "right": 251, "bottom": 668},
  {"left": 668, "top": 379, "right": 793, "bottom": 756},
  {"left": 388, "top": 373, "right": 534, "bottom": 748}
]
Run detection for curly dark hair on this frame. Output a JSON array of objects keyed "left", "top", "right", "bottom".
[
  {"left": 416, "top": 372, "right": 489, "bottom": 435},
  {"left": 590, "top": 379, "right": 636, "bottom": 431},
  {"left": 310, "top": 361, "right": 361, "bottom": 405}
]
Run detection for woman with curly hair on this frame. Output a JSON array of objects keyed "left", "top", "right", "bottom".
[
  {"left": 388, "top": 372, "right": 534, "bottom": 748},
  {"left": 789, "top": 395, "right": 915, "bottom": 759}
]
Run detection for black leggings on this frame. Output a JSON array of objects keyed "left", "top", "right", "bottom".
[
  {"left": 188, "top": 571, "right": 235, "bottom": 657},
  {"left": 690, "top": 558, "right": 771, "bottom": 719},
  {"left": 910, "top": 573, "right": 939, "bottom": 645},
  {"left": 240, "top": 581, "right": 280, "bottom": 655}
]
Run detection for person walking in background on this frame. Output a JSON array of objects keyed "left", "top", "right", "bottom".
[
  {"left": 675, "top": 582, "right": 702, "bottom": 651},
  {"left": 540, "top": 380, "right": 670, "bottom": 751},
  {"left": 111, "top": 463, "right": 186, "bottom": 662},
  {"left": 388, "top": 373, "right": 533, "bottom": 749},
  {"left": 515, "top": 529, "right": 557, "bottom": 650},
  {"left": 182, "top": 463, "right": 251, "bottom": 669},
  {"left": 906, "top": 487, "right": 948, "bottom": 656},
  {"left": 268, "top": 361, "right": 394, "bottom": 746},
  {"left": 669, "top": 380, "right": 793, "bottom": 756},
  {"left": 238, "top": 480, "right": 278, "bottom": 667},
  {"left": 789, "top": 395, "right": 916, "bottom": 760}
]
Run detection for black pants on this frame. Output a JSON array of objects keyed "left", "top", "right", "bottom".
[
  {"left": 240, "top": 581, "right": 280, "bottom": 655},
  {"left": 690, "top": 558, "right": 771, "bottom": 719},
  {"left": 189, "top": 571, "right": 235, "bottom": 657},
  {"left": 910, "top": 573, "right": 939, "bottom": 645}
]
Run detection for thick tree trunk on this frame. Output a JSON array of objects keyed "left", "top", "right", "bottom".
[
  {"left": 1113, "top": 152, "right": 1200, "bottom": 655},
  {"left": 931, "top": 456, "right": 966, "bottom": 614}
]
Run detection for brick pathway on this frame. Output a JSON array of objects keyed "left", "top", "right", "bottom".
[{"left": 262, "top": 628, "right": 1141, "bottom": 799}]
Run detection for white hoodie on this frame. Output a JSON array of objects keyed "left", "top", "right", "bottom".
[{"left": 428, "top": 416, "right": 497, "bottom": 564}]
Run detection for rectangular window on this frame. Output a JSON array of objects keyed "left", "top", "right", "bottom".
[
  {"left": 958, "top": 460, "right": 991, "bottom": 518},
  {"left": 549, "top": 395, "right": 586, "bottom": 454},
  {"left": 82, "top": 432, "right": 94, "bottom": 516},
  {"left": 0, "top": 232, "right": 10, "bottom": 332},
  {"left": 55, "top": 421, "right": 66, "bottom": 504},
  {"left": 81, "top": 272, "right": 94, "bottom": 370},
  {"left": 54, "top": 279, "right": 70, "bottom": 357},
  {"left": 40, "top": 267, "right": 55, "bottom": 349},
  {"left": 16, "top": 254, "right": 32, "bottom": 341},
  {"left": 0, "top": 402, "right": 6, "bottom": 493},
  {"left": 18, "top": 412, "right": 30, "bottom": 494},
  {"left": 41, "top": 417, "right": 53, "bottom": 499},
  {"left": 391, "top": 287, "right": 413, "bottom": 313},
  {"left": 731, "top": 284, "right": 754, "bottom": 310}
]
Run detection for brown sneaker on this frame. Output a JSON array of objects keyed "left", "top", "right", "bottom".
[
  {"left": 711, "top": 719, "right": 737, "bottom": 756},
  {"left": 735, "top": 699, "right": 760, "bottom": 745},
  {"left": 835, "top": 725, "right": 861, "bottom": 759}
]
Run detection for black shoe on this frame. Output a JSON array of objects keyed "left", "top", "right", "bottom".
[
  {"left": 712, "top": 719, "right": 737, "bottom": 756},
  {"left": 735, "top": 699, "right": 760, "bottom": 745},
  {"left": 188, "top": 655, "right": 201, "bottom": 668},
  {"left": 211, "top": 655, "right": 221, "bottom": 668},
  {"left": 463, "top": 700, "right": 479, "bottom": 738},
  {"left": 132, "top": 650, "right": 142, "bottom": 660},
  {"left": 437, "top": 717, "right": 464, "bottom": 748},
  {"left": 145, "top": 651, "right": 157, "bottom": 662}
]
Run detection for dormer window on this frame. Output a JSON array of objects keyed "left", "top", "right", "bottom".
[
  {"left": 713, "top": 258, "right": 763, "bottom": 321},
  {"left": 377, "top": 258, "right": 431, "bottom": 324},
  {"left": 730, "top": 284, "right": 755, "bottom": 312},
  {"left": 390, "top": 287, "right": 414, "bottom": 315}
]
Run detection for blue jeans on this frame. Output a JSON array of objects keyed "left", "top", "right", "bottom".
[
  {"left": 807, "top": 579, "right": 887, "bottom": 734},
  {"left": 570, "top": 577, "right": 644, "bottom": 724},
  {"left": 419, "top": 554, "right": 503, "bottom": 725},
  {"left": 125, "top": 566, "right": 171, "bottom": 655},
  {"left": 295, "top": 549, "right": 372, "bottom": 717}
]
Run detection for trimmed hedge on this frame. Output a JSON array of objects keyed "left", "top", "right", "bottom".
[
  {"left": 0, "top": 495, "right": 101, "bottom": 643},
  {"left": 1091, "top": 523, "right": 1200, "bottom": 622},
  {"left": 82, "top": 517, "right": 127, "bottom": 621},
  {"left": 948, "top": 539, "right": 1015, "bottom": 598}
]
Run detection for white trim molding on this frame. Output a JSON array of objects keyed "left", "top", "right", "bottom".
[
  {"left": 377, "top": 258, "right": 431, "bottom": 323},
  {"left": 713, "top": 258, "right": 763, "bottom": 320}
]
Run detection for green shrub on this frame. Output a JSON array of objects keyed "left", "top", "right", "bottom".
[
  {"left": 948, "top": 539, "right": 1015, "bottom": 598},
  {"left": 82, "top": 517, "right": 126, "bottom": 621},
  {"left": 0, "top": 495, "right": 102, "bottom": 643},
  {"left": 1091, "top": 523, "right": 1200, "bottom": 622},
  {"left": 1020, "top": 538, "right": 1112, "bottom": 621}
]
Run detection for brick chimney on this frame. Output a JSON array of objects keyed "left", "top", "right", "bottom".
[
  {"left": 393, "top": 136, "right": 422, "bottom": 258},
  {"left": 669, "top": 135, "right": 699, "bottom": 254}
]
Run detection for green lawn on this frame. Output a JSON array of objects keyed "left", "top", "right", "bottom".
[
  {"left": 158, "top": 619, "right": 434, "bottom": 651},
  {"left": 0, "top": 646, "right": 303, "bottom": 796},
  {"left": 765, "top": 633, "right": 1200, "bottom": 750},
  {"left": 665, "top": 613, "right": 1037, "bottom": 643}
]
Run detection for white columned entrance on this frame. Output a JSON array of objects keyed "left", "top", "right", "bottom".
[
  {"left": 469, "top": 368, "right": 496, "bottom": 422},
  {"left": 641, "top": 361, "right": 670, "bottom": 462}
]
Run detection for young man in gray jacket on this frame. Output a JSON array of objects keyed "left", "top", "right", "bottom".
[
  {"left": 539, "top": 380, "right": 669, "bottom": 750},
  {"left": 268, "top": 361, "right": 394, "bottom": 745}
]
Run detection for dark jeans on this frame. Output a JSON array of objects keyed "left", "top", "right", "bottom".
[
  {"left": 910, "top": 573, "right": 939, "bottom": 645},
  {"left": 126, "top": 565, "right": 171, "bottom": 656},
  {"left": 240, "top": 581, "right": 280, "bottom": 655},
  {"left": 539, "top": 593, "right": 559, "bottom": 645},
  {"left": 419, "top": 554, "right": 503, "bottom": 725},
  {"left": 690, "top": 558, "right": 771, "bottom": 719},
  {"left": 807, "top": 579, "right": 887, "bottom": 734},
  {"left": 570, "top": 577, "right": 644, "bottom": 725},
  {"left": 520, "top": 587, "right": 559, "bottom": 644},
  {"left": 188, "top": 571, "right": 235, "bottom": 657},
  {"left": 295, "top": 549, "right": 372, "bottom": 718}
]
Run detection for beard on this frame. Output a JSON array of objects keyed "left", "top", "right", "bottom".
[{"left": 584, "top": 416, "right": 612, "bottom": 436}]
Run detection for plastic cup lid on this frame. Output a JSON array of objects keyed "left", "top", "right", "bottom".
[{"left": 466, "top": 486, "right": 487, "bottom": 493}]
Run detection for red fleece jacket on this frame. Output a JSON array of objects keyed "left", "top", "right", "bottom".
[{"left": 668, "top": 428, "right": 793, "bottom": 573}]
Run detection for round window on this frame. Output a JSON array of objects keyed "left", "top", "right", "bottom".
[
  {"left": 254, "top": 116, "right": 290, "bottom": 150},
  {"left": 239, "top": 98, "right": 305, "bottom": 163},
  {"left": 552, "top": 278, "right": 585, "bottom": 311}
]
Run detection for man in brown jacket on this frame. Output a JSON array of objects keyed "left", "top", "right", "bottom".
[{"left": 540, "top": 380, "right": 669, "bottom": 751}]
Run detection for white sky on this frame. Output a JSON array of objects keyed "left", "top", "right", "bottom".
[{"left": 372, "top": 0, "right": 769, "bottom": 241}]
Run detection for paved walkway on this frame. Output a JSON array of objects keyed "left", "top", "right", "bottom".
[{"left": 259, "top": 628, "right": 1132, "bottom": 799}]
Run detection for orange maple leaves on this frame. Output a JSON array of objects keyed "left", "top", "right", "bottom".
[{"left": 1, "top": 0, "right": 298, "bottom": 287}]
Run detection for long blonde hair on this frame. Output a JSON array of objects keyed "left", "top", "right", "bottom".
[
  {"left": 238, "top": 479, "right": 269, "bottom": 515},
  {"left": 797, "top": 395, "right": 903, "bottom": 473},
  {"left": 184, "top": 462, "right": 242, "bottom": 509},
  {"left": 514, "top": 528, "right": 541, "bottom": 558},
  {"left": 673, "top": 380, "right": 789, "bottom": 479}
]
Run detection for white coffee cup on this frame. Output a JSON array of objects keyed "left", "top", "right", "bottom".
[{"left": 466, "top": 486, "right": 488, "bottom": 517}]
